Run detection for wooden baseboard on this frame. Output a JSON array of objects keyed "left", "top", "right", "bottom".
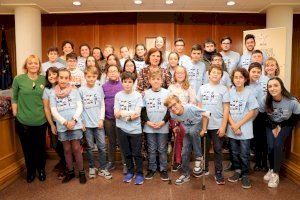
[
  {"left": 282, "top": 160, "right": 300, "bottom": 185},
  {"left": 0, "top": 158, "right": 25, "bottom": 191}
]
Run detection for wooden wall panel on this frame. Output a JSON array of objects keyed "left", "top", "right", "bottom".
[
  {"left": 175, "top": 13, "right": 214, "bottom": 53},
  {"left": 137, "top": 13, "right": 175, "bottom": 52}
]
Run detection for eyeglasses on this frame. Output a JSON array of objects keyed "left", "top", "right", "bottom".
[
  {"left": 221, "top": 42, "right": 231, "bottom": 45},
  {"left": 108, "top": 70, "right": 119, "bottom": 73},
  {"left": 168, "top": 102, "right": 178, "bottom": 110},
  {"left": 32, "top": 82, "right": 36, "bottom": 90}
]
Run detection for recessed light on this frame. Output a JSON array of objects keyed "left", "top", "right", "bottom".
[
  {"left": 73, "top": 1, "right": 81, "bottom": 6},
  {"left": 166, "top": 0, "right": 174, "bottom": 5},
  {"left": 134, "top": 0, "right": 142, "bottom": 5},
  {"left": 227, "top": 1, "right": 235, "bottom": 6}
]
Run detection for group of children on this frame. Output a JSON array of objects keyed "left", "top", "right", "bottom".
[{"left": 40, "top": 37, "right": 300, "bottom": 189}]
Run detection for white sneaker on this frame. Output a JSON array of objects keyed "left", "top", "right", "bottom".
[
  {"left": 89, "top": 167, "right": 97, "bottom": 179},
  {"left": 193, "top": 157, "right": 203, "bottom": 175},
  {"left": 263, "top": 169, "right": 273, "bottom": 182},
  {"left": 268, "top": 173, "right": 279, "bottom": 188},
  {"left": 98, "top": 169, "right": 112, "bottom": 180},
  {"left": 175, "top": 175, "right": 190, "bottom": 185}
]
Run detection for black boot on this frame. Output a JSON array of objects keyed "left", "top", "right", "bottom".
[
  {"left": 79, "top": 170, "right": 87, "bottom": 184},
  {"left": 27, "top": 173, "right": 35, "bottom": 183},
  {"left": 62, "top": 169, "right": 75, "bottom": 183},
  {"left": 38, "top": 169, "right": 46, "bottom": 181}
]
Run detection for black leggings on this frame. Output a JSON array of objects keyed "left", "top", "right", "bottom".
[{"left": 15, "top": 119, "right": 47, "bottom": 175}]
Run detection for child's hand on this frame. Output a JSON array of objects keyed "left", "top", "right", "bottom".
[
  {"left": 272, "top": 125, "right": 281, "bottom": 138},
  {"left": 217, "top": 127, "right": 226, "bottom": 137},
  {"left": 146, "top": 121, "right": 156, "bottom": 128},
  {"left": 50, "top": 124, "right": 57, "bottom": 135},
  {"left": 82, "top": 124, "right": 86, "bottom": 132},
  {"left": 231, "top": 123, "right": 240, "bottom": 132},
  {"left": 115, "top": 111, "right": 121, "bottom": 119},
  {"left": 98, "top": 120, "right": 104, "bottom": 129},
  {"left": 173, "top": 127, "right": 180, "bottom": 134},
  {"left": 199, "top": 129, "right": 206, "bottom": 137},
  {"left": 67, "top": 120, "right": 75, "bottom": 130},
  {"left": 130, "top": 113, "right": 139, "bottom": 120},
  {"left": 154, "top": 121, "right": 165, "bottom": 129},
  {"left": 234, "top": 128, "right": 242, "bottom": 136}
]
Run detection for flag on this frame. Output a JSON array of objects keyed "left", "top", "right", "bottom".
[{"left": 0, "top": 27, "right": 12, "bottom": 90}]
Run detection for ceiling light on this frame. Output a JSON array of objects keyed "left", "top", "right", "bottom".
[
  {"left": 73, "top": 1, "right": 81, "bottom": 6},
  {"left": 227, "top": 1, "right": 235, "bottom": 6},
  {"left": 166, "top": 0, "right": 174, "bottom": 5},
  {"left": 134, "top": 0, "right": 142, "bottom": 5}
]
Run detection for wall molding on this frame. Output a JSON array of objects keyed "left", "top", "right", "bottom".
[{"left": 0, "top": 158, "right": 25, "bottom": 191}]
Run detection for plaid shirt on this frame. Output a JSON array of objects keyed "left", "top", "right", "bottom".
[{"left": 137, "top": 66, "right": 171, "bottom": 93}]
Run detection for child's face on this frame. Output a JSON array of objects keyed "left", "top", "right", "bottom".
[
  {"left": 122, "top": 78, "right": 134, "bottom": 92},
  {"left": 92, "top": 49, "right": 101, "bottom": 60},
  {"left": 267, "top": 79, "right": 282, "bottom": 98},
  {"left": 221, "top": 39, "right": 231, "bottom": 52},
  {"left": 168, "top": 53, "right": 179, "bottom": 68},
  {"left": 80, "top": 46, "right": 90, "bottom": 58},
  {"left": 58, "top": 71, "right": 70, "bottom": 88},
  {"left": 48, "top": 51, "right": 58, "bottom": 62},
  {"left": 209, "top": 68, "right": 222, "bottom": 83},
  {"left": 107, "top": 56, "right": 117, "bottom": 66},
  {"left": 175, "top": 67, "right": 186, "bottom": 83},
  {"left": 149, "top": 51, "right": 161, "bottom": 66},
  {"left": 136, "top": 46, "right": 146, "bottom": 57},
  {"left": 155, "top": 37, "right": 164, "bottom": 49},
  {"left": 87, "top": 57, "right": 96, "bottom": 67},
  {"left": 124, "top": 61, "right": 135, "bottom": 73},
  {"left": 204, "top": 43, "right": 215, "bottom": 52},
  {"left": 120, "top": 47, "right": 129, "bottom": 59},
  {"left": 249, "top": 67, "right": 261, "bottom": 82},
  {"left": 66, "top": 58, "right": 77, "bottom": 70},
  {"left": 63, "top": 43, "right": 73, "bottom": 55},
  {"left": 107, "top": 66, "right": 120, "bottom": 81},
  {"left": 211, "top": 56, "right": 223, "bottom": 65},
  {"left": 245, "top": 38, "right": 255, "bottom": 52},
  {"left": 149, "top": 76, "right": 162, "bottom": 91},
  {"left": 191, "top": 50, "right": 202, "bottom": 62},
  {"left": 265, "top": 61, "right": 277, "bottom": 76},
  {"left": 48, "top": 71, "right": 58, "bottom": 85},
  {"left": 167, "top": 99, "right": 183, "bottom": 115},
  {"left": 85, "top": 72, "right": 98, "bottom": 87},
  {"left": 103, "top": 47, "right": 113, "bottom": 58},
  {"left": 251, "top": 53, "right": 263, "bottom": 64},
  {"left": 233, "top": 71, "right": 246, "bottom": 88},
  {"left": 174, "top": 41, "right": 185, "bottom": 54}
]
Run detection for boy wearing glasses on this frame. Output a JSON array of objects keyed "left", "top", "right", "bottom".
[
  {"left": 220, "top": 36, "right": 240, "bottom": 75},
  {"left": 164, "top": 95, "right": 209, "bottom": 185}
]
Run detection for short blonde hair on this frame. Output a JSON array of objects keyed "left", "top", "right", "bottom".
[
  {"left": 265, "top": 57, "right": 280, "bottom": 76},
  {"left": 22, "top": 55, "right": 42, "bottom": 74},
  {"left": 164, "top": 94, "right": 181, "bottom": 107},
  {"left": 148, "top": 68, "right": 163, "bottom": 79},
  {"left": 84, "top": 65, "right": 99, "bottom": 75}
]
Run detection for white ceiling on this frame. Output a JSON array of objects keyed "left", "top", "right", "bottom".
[{"left": 0, "top": 0, "right": 300, "bottom": 14}]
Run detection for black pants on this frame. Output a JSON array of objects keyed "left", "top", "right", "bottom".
[
  {"left": 253, "top": 112, "right": 268, "bottom": 167},
  {"left": 118, "top": 128, "right": 143, "bottom": 175},
  {"left": 47, "top": 122, "right": 65, "bottom": 166},
  {"left": 15, "top": 119, "right": 47, "bottom": 175}
]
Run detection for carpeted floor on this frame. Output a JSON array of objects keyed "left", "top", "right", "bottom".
[{"left": 1, "top": 159, "right": 300, "bottom": 200}]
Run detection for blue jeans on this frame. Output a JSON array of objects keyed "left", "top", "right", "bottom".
[
  {"left": 230, "top": 138, "right": 250, "bottom": 176},
  {"left": 181, "top": 129, "right": 202, "bottom": 176},
  {"left": 266, "top": 126, "right": 293, "bottom": 173},
  {"left": 147, "top": 133, "right": 168, "bottom": 172},
  {"left": 85, "top": 128, "right": 106, "bottom": 169},
  {"left": 205, "top": 129, "right": 224, "bottom": 174}
]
